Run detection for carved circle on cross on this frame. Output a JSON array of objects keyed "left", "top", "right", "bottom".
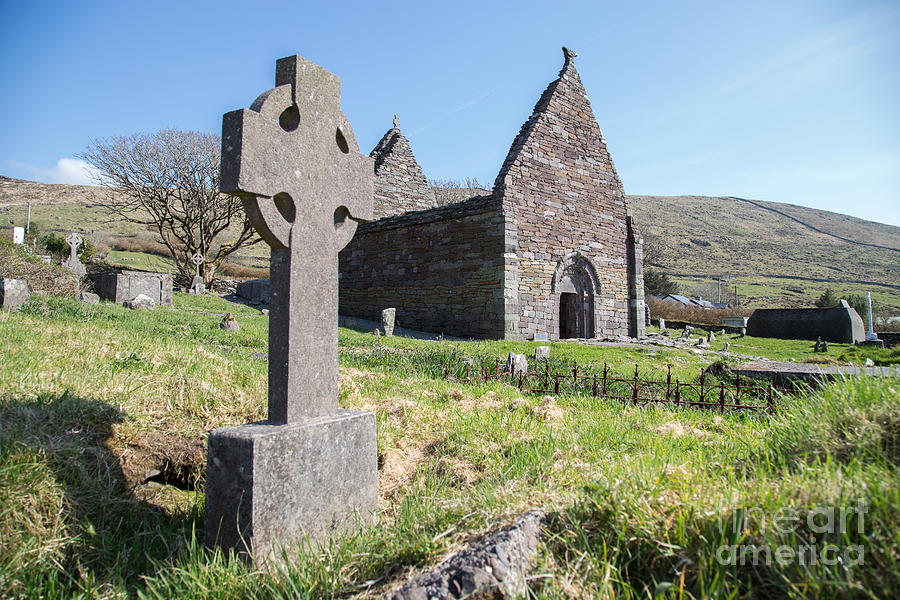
[
  {"left": 191, "top": 252, "right": 206, "bottom": 277},
  {"left": 65, "top": 232, "right": 83, "bottom": 251}
]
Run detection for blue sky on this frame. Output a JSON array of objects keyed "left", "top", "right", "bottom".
[{"left": 2, "top": 0, "right": 898, "bottom": 226}]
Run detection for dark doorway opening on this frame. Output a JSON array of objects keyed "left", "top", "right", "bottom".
[{"left": 559, "top": 292, "right": 578, "bottom": 339}]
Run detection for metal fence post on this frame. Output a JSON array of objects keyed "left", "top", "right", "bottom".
[{"left": 719, "top": 382, "right": 725, "bottom": 413}]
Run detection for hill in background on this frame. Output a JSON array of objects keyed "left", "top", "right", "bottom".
[
  {"left": 1, "top": 176, "right": 898, "bottom": 313},
  {"left": 629, "top": 194, "right": 899, "bottom": 312}
]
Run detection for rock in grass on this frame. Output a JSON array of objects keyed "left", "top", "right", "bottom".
[
  {"left": 383, "top": 509, "right": 545, "bottom": 600},
  {"left": 124, "top": 294, "right": 156, "bottom": 310},
  {"left": 220, "top": 313, "right": 239, "bottom": 331},
  {"left": 78, "top": 291, "right": 99, "bottom": 304}
]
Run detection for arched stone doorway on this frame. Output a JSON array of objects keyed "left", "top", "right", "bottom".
[{"left": 552, "top": 253, "right": 600, "bottom": 339}]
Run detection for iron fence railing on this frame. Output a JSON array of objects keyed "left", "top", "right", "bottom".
[{"left": 445, "top": 361, "right": 776, "bottom": 413}]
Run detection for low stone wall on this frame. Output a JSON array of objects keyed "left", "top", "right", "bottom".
[
  {"left": 339, "top": 197, "right": 506, "bottom": 339},
  {"left": 746, "top": 302, "right": 865, "bottom": 343}
]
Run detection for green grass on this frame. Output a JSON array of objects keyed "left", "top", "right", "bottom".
[
  {"left": 1, "top": 293, "right": 898, "bottom": 598},
  {"left": 105, "top": 249, "right": 178, "bottom": 272}
]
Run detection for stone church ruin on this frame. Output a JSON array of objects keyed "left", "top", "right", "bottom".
[{"left": 339, "top": 47, "right": 645, "bottom": 340}]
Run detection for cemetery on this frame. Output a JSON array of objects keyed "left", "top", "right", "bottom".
[{"left": 1, "top": 50, "right": 899, "bottom": 600}]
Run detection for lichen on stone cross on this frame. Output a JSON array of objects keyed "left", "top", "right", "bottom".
[
  {"left": 65, "top": 232, "right": 82, "bottom": 260},
  {"left": 220, "top": 55, "right": 374, "bottom": 425}
]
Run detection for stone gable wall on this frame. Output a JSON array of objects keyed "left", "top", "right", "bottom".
[
  {"left": 339, "top": 197, "right": 507, "bottom": 338},
  {"left": 493, "top": 52, "right": 642, "bottom": 340},
  {"left": 370, "top": 127, "right": 436, "bottom": 219}
]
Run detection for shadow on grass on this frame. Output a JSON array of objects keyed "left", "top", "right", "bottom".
[{"left": 0, "top": 391, "right": 201, "bottom": 596}]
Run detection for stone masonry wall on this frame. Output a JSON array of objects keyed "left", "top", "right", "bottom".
[
  {"left": 339, "top": 196, "right": 507, "bottom": 338},
  {"left": 370, "top": 125, "right": 436, "bottom": 219},
  {"left": 493, "top": 48, "right": 642, "bottom": 340}
]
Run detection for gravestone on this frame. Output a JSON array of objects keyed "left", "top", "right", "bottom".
[
  {"left": 88, "top": 270, "right": 173, "bottom": 306},
  {"left": 534, "top": 346, "right": 550, "bottom": 362},
  {"left": 206, "top": 54, "right": 377, "bottom": 565},
  {"left": 0, "top": 278, "right": 29, "bottom": 311},
  {"left": 12, "top": 227, "right": 24, "bottom": 245},
  {"left": 190, "top": 253, "right": 206, "bottom": 294},
  {"left": 658, "top": 318, "right": 665, "bottom": 330},
  {"left": 381, "top": 307, "right": 396, "bottom": 336},
  {"left": 62, "top": 232, "right": 87, "bottom": 277},
  {"left": 506, "top": 352, "right": 528, "bottom": 375}
]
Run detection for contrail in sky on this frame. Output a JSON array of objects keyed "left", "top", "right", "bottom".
[{"left": 409, "top": 89, "right": 496, "bottom": 137}]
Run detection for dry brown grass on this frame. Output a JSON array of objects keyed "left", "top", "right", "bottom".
[
  {"left": 0, "top": 239, "right": 81, "bottom": 296},
  {"left": 647, "top": 296, "right": 753, "bottom": 326}
]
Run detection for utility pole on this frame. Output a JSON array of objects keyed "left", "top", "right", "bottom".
[
  {"left": 734, "top": 284, "right": 739, "bottom": 307},
  {"left": 717, "top": 278, "right": 721, "bottom": 304},
  {"left": 25, "top": 203, "right": 31, "bottom": 234}
]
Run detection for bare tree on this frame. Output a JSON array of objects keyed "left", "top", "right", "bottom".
[{"left": 79, "top": 129, "right": 259, "bottom": 284}]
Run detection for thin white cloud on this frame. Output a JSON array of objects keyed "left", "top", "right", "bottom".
[
  {"left": 4, "top": 158, "right": 100, "bottom": 185},
  {"left": 409, "top": 89, "right": 496, "bottom": 138}
]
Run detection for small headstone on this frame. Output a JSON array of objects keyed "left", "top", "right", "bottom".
[
  {"left": 681, "top": 325, "right": 694, "bottom": 339},
  {"left": 865, "top": 358, "right": 875, "bottom": 367},
  {"left": 822, "top": 340, "right": 828, "bottom": 352},
  {"left": 506, "top": 352, "right": 528, "bottom": 375},
  {"left": 220, "top": 313, "right": 239, "bottom": 331},
  {"left": 62, "top": 232, "right": 87, "bottom": 277},
  {"left": 644, "top": 304, "right": 651, "bottom": 326},
  {"left": 534, "top": 346, "right": 550, "bottom": 362},
  {"left": 372, "top": 328, "right": 381, "bottom": 338},
  {"left": 0, "top": 278, "right": 29, "bottom": 311},
  {"left": 813, "top": 337, "right": 822, "bottom": 352},
  {"left": 739, "top": 328, "right": 746, "bottom": 337},
  {"left": 78, "top": 291, "right": 99, "bottom": 304},
  {"left": 658, "top": 318, "right": 665, "bottom": 330},
  {"left": 124, "top": 294, "right": 156, "bottom": 310},
  {"left": 723, "top": 342, "right": 730, "bottom": 352},
  {"left": 707, "top": 331, "right": 716, "bottom": 342},
  {"left": 12, "top": 227, "right": 24, "bottom": 245},
  {"left": 381, "top": 307, "right": 396, "bottom": 337},
  {"left": 718, "top": 329, "right": 725, "bottom": 336},
  {"left": 261, "top": 309, "right": 269, "bottom": 316}
]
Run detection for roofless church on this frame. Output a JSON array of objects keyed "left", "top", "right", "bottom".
[{"left": 339, "top": 47, "right": 646, "bottom": 340}]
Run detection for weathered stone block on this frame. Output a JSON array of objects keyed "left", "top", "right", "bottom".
[
  {"left": 205, "top": 410, "right": 377, "bottom": 563},
  {"left": 0, "top": 278, "right": 29, "bottom": 311},
  {"left": 88, "top": 270, "right": 173, "bottom": 306}
]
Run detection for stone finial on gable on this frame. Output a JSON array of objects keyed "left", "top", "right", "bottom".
[{"left": 393, "top": 114, "right": 400, "bottom": 129}]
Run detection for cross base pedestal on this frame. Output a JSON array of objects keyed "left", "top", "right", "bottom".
[{"left": 205, "top": 410, "right": 377, "bottom": 565}]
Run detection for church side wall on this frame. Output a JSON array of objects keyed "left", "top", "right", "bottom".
[{"left": 339, "top": 202, "right": 507, "bottom": 339}]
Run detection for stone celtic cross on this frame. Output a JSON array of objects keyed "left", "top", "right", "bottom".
[
  {"left": 65, "top": 232, "right": 82, "bottom": 260},
  {"left": 190, "top": 252, "right": 205, "bottom": 277},
  {"left": 221, "top": 55, "right": 374, "bottom": 424},
  {"left": 63, "top": 232, "right": 86, "bottom": 276}
]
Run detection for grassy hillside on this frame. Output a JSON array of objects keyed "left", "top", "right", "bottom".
[
  {"left": 3, "top": 176, "right": 898, "bottom": 311},
  {"left": 629, "top": 195, "right": 900, "bottom": 311},
  {"left": 1, "top": 291, "right": 898, "bottom": 598}
]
